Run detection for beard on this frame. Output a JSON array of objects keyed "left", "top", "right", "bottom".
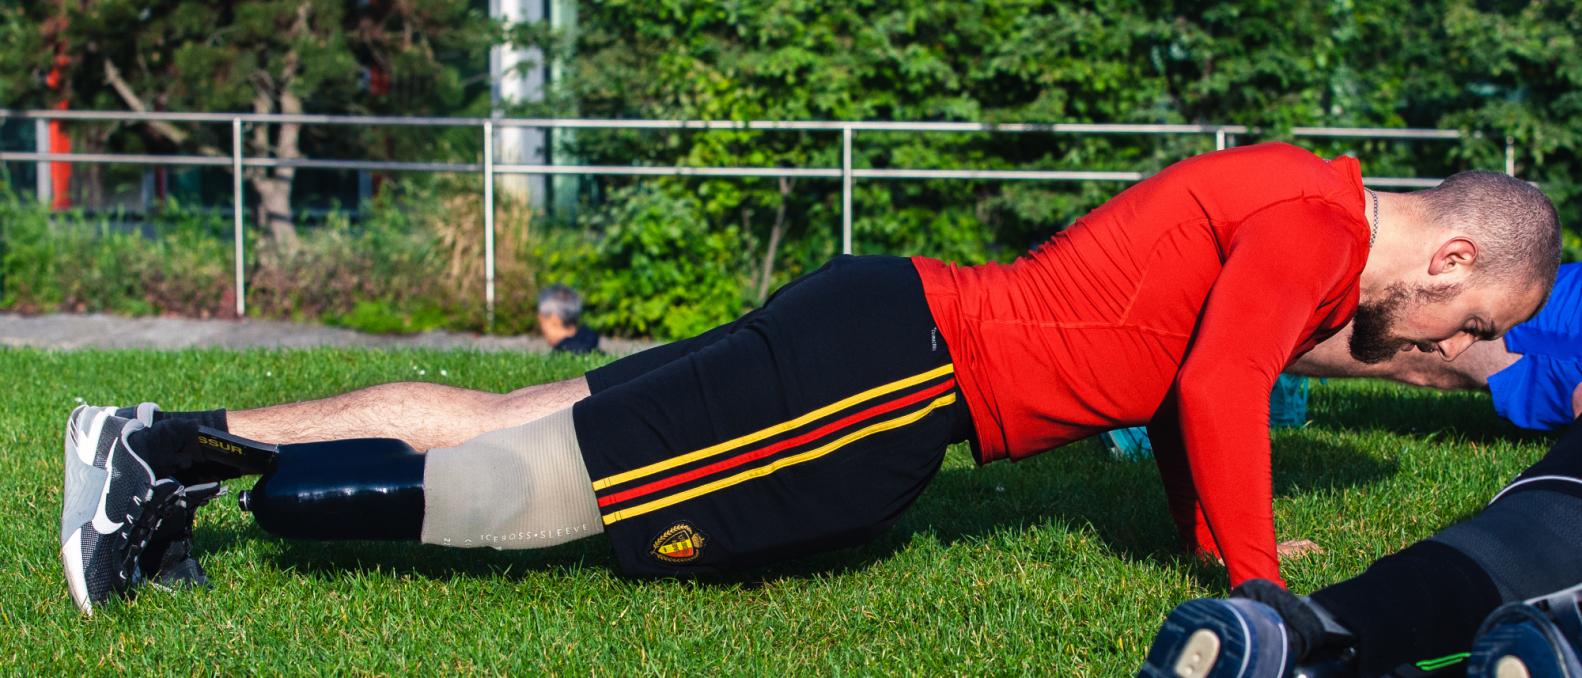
[{"left": 1348, "top": 282, "right": 1462, "bottom": 364}]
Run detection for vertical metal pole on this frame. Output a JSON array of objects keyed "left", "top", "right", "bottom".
[
  {"left": 483, "top": 121, "right": 497, "bottom": 329},
  {"left": 1215, "top": 128, "right": 1226, "bottom": 151},
  {"left": 34, "top": 119, "right": 50, "bottom": 205},
  {"left": 1505, "top": 135, "right": 1516, "bottom": 176},
  {"left": 841, "top": 126, "right": 853, "bottom": 255},
  {"left": 232, "top": 118, "right": 246, "bottom": 318}
]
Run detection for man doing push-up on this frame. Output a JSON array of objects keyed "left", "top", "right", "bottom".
[{"left": 59, "top": 143, "right": 1559, "bottom": 615}]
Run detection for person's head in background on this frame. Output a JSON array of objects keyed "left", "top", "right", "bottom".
[{"left": 537, "top": 284, "right": 586, "bottom": 349}]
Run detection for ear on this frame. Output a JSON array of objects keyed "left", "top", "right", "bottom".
[{"left": 1428, "top": 237, "right": 1478, "bottom": 277}]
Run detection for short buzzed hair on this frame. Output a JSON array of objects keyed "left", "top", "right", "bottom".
[
  {"left": 537, "top": 284, "right": 583, "bottom": 326},
  {"left": 1416, "top": 170, "right": 1561, "bottom": 289}
]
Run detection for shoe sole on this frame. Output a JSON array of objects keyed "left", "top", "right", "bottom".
[
  {"left": 1494, "top": 656, "right": 1531, "bottom": 678},
  {"left": 60, "top": 528, "right": 92, "bottom": 616},
  {"left": 60, "top": 405, "right": 114, "bottom": 616},
  {"left": 1140, "top": 599, "right": 1288, "bottom": 678},
  {"left": 1173, "top": 629, "right": 1225, "bottom": 677},
  {"left": 1471, "top": 602, "right": 1582, "bottom": 678},
  {"left": 1476, "top": 627, "right": 1554, "bottom": 678}
]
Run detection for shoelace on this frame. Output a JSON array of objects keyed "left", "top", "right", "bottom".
[
  {"left": 143, "top": 484, "right": 226, "bottom": 573},
  {"left": 115, "top": 483, "right": 190, "bottom": 588}
]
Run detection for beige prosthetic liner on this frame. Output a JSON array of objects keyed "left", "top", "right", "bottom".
[{"left": 419, "top": 407, "right": 603, "bottom": 549}]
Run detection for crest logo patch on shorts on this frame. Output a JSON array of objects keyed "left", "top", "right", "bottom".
[{"left": 651, "top": 522, "right": 705, "bottom": 564}]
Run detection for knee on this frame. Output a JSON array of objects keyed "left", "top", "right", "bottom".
[
  {"left": 1435, "top": 487, "right": 1582, "bottom": 600},
  {"left": 502, "top": 377, "right": 590, "bottom": 404}
]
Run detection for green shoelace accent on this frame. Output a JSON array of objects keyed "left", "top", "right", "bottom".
[{"left": 1414, "top": 651, "right": 1471, "bottom": 671}]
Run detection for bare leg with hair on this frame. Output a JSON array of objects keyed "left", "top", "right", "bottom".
[{"left": 226, "top": 376, "right": 591, "bottom": 450}]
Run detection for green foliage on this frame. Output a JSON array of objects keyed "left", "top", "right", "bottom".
[
  {"left": 0, "top": 0, "right": 501, "bottom": 239},
  {"left": 0, "top": 185, "right": 486, "bottom": 333},
  {"left": 0, "top": 190, "right": 230, "bottom": 316},
  {"left": 0, "top": 349, "right": 1556, "bottom": 673},
  {"left": 5, "top": 1, "right": 1582, "bottom": 335},
  {"left": 0, "top": 0, "right": 497, "bottom": 124},
  {"left": 567, "top": 0, "right": 1582, "bottom": 276},
  {"left": 574, "top": 185, "right": 751, "bottom": 340},
  {"left": 0, "top": 178, "right": 670, "bottom": 337},
  {"left": 322, "top": 300, "right": 451, "bottom": 336},
  {"left": 245, "top": 207, "right": 449, "bottom": 327}
]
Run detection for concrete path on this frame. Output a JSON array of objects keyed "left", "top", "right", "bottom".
[{"left": 0, "top": 312, "right": 652, "bottom": 353}]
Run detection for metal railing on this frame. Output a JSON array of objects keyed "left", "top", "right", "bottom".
[{"left": 0, "top": 109, "right": 1518, "bottom": 325}]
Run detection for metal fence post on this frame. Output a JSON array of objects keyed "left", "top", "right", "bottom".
[
  {"left": 484, "top": 120, "right": 497, "bottom": 329},
  {"left": 34, "top": 119, "right": 50, "bottom": 205},
  {"left": 232, "top": 117, "right": 246, "bottom": 318},
  {"left": 1215, "top": 128, "right": 1226, "bottom": 151},
  {"left": 1505, "top": 135, "right": 1516, "bottom": 176},
  {"left": 841, "top": 126, "right": 853, "bottom": 254}
]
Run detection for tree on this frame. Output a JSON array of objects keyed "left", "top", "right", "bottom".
[{"left": 0, "top": 0, "right": 499, "bottom": 249}]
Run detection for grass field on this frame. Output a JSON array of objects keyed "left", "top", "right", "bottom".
[{"left": 0, "top": 347, "right": 1559, "bottom": 674}]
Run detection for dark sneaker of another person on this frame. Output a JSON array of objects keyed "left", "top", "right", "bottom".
[
  {"left": 1468, "top": 582, "right": 1582, "bottom": 678},
  {"left": 1139, "top": 597, "right": 1295, "bottom": 678},
  {"left": 1139, "top": 580, "right": 1352, "bottom": 678}
]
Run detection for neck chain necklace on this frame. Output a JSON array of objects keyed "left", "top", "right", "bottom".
[{"left": 1365, "top": 187, "right": 1379, "bottom": 248}]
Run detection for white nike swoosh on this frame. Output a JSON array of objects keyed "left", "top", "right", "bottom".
[
  {"left": 91, "top": 446, "right": 124, "bottom": 534},
  {"left": 75, "top": 409, "right": 110, "bottom": 467}
]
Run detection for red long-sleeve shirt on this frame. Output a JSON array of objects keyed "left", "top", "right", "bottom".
[{"left": 913, "top": 143, "right": 1370, "bottom": 586}]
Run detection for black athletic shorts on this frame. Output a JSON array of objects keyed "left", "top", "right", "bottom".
[{"left": 573, "top": 255, "right": 974, "bottom": 576}]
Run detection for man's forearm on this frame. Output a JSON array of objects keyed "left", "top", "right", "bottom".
[{"left": 1291, "top": 323, "right": 1513, "bottom": 391}]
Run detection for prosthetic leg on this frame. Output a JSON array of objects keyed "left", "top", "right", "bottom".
[
  {"left": 238, "top": 438, "right": 425, "bottom": 540},
  {"left": 129, "top": 421, "right": 279, "bottom": 484},
  {"left": 230, "top": 408, "right": 601, "bottom": 549}
]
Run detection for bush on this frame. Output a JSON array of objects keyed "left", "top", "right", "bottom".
[
  {"left": 0, "top": 184, "right": 479, "bottom": 332},
  {"left": 139, "top": 202, "right": 235, "bottom": 317},
  {"left": 0, "top": 191, "right": 230, "bottom": 316},
  {"left": 0, "top": 180, "right": 756, "bottom": 341},
  {"left": 246, "top": 204, "right": 446, "bottom": 330},
  {"left": 574, "top": 185, "right": 751, "bottom": 340}
]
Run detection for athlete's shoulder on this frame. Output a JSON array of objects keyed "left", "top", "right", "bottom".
[
  {"left": 1519, "top": 263, "right": 1582, "bottom": 339},
  {"left": 1201, "top": 142, "right": 1329, "bottom": 166},
  {"left": 1548, "top": 262, "right": 1582, "bottom": 308},
  {"left": 1557, "top": 262, "right": 1582, "bottom": 289},
  {"left": 1167, "top": 143, "right": 1351, "bottom": 188},
  {"left": 1223, "top": 141, "right": 1322, "bottom": 160}
]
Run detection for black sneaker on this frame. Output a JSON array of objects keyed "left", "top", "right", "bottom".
[
  {"left": 100, "top": 402, "right": 229, "bottom": 588},
  {"left": 138, "top": 481, "right": 225, "bottom": 589},
  {"left": 60, "top": 408, "right": 157, "bottom": 615},
  {"left": 1468, "top": 582, "right": 1582, "bottom": 678}
]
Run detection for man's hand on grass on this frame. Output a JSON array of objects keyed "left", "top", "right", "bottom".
[
  {"left": 1196, "top": 539, "right": 1324, "bottom": 567},
  {"left": 1277, "top": 539, "right": 1325, "bottom": 559}
]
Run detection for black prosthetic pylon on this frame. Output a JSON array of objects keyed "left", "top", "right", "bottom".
[{"left": 238, "top": 438, "right": 426, "bottom": 541}]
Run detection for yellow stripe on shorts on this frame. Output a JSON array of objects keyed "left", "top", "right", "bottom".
[
  {"left": 590, "top": 363, "right": 954, "bottom": 491},
  {"left": 600, "top": 392, "right": 958, "bottom": 525}
]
